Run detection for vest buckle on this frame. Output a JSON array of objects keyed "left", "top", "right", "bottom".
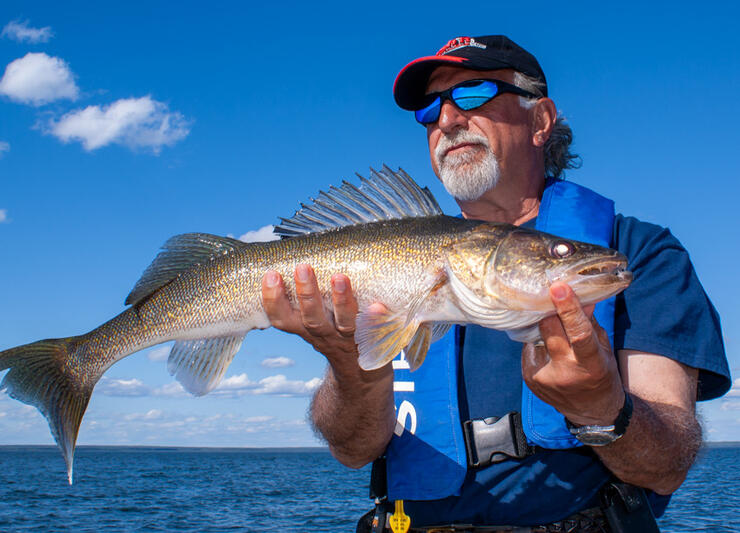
[{"left": 463, "top": 412, "right": 535, "bottom": 468}]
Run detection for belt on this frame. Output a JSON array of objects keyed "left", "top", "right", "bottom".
[{"left": 409, "top": 507, "right": 609, "bottom": 533}]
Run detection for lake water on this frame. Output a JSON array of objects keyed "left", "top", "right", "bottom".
[{"left": 0, "top": 444, "right": 737, "bottom": 532}]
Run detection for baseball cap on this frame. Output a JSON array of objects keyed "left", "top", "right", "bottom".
[{"left": 393, "top": 35, "right": 547, "bottom": 110}]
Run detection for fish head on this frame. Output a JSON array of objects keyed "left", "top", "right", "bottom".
[{"left": 447, "top": 224, "right": 632, "bottom": 312}]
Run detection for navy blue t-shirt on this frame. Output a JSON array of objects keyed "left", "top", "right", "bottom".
[{"left": 404, "top": 214, "right": 731, "bottom": 526}]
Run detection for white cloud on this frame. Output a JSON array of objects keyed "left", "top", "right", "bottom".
[
  {"left": 146, "top": 345, "right": 171, "bottom": 362},
  {"left": 261, "top": 356, "right": 295, "bottom": 368},
  {"left": 2, "top": 20, "right": 53, "bottom": 43},
  {"left": 0, "top": 52, "right": 78, "bottom": 106},
  {"left": 212, "top": 373, "right": 321, "bottom": 398},
  {"left": 238, "top": 225, "right": 278, "bottom": 243},
  {"left": 0, "top": 140, "right": 9, "bottom": 157},
  {"left": 95, "top": 371, "right": 321, "bottom": 399},
  {"left": 124, "top": 409, "right": 163, "bottom": 421},
  {"left": 252, "top": 374, "right": 322, "bottom": 396},
  {"left": 153, "top": 382, "right": 186, "bottom": 397},
  {"left": 47, "top": 96, "right": 190, "bottom": 153},
  {"left": 0, "top": 209, "right": 7, "bottom": 223},
  {"left": 97, "top": 377, "right": 150, "bottom": 397}
]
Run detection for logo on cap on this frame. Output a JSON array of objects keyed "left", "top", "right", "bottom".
[{"left": 437, "top": 37, "right": 486, "bottom": 56}]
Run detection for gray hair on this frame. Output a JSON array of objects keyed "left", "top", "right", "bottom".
[{"left": 513, "top": 72, "right": 581, "bottom": 180}]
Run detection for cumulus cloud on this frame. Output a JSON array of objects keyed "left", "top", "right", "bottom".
[
  {"left": 97, "top": 377, "right": 150, "bottom": 397},
  {"left": 211, "top": 373, "right": 321, "bottom": 397},
  {"left": 147, "top": 345, "right": 171, "bottom": 362},
  {"left": 0, "top": 209, "right": 7, "bottom": 223},
  {"left": 727, "top": 378, "right": 740, "bottom": 398},
  {"left": 261, "top": 356, "right": 295, "bottom": 368},
  {"left": 124, "top": 409, "right": 163, "bottom": 421},
  {"left": 97, "top": 372, "right": 321, "bottom": 399},
  {"left": 238, "top": 225, "right": 278, "bottom": 243},
  {"left": 46, "top": 96, "right": 190, "bottom": 153},
  {"left": 0, "top": 52, "right": 78, "bottom": 106},
  {"left": 252, "top": 374, "right": 322, "bottom": 396},
  {"left": 0, "top": 140, "right": 9, "bottom": 157},
  {"left": 2, "top": 20, "right": 53, "bottom": 43}
]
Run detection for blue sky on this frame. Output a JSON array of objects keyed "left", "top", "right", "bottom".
[{"left": 1, "top": 1, "right": 738, "bottom": 449}]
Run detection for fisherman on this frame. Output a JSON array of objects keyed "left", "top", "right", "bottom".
[{"left": 261, "top": 35, "right": 731, "bottom": 532}]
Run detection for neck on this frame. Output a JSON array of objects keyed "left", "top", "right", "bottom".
[{"left": 457, "top": 173, "right": 545, "bottom": 225}]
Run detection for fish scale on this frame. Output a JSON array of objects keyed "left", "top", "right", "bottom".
[{"left": 0, "top": 167, "right": 631, "bottom": 483}]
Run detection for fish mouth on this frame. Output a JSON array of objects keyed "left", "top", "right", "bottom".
[
  {"left": 570, "top": 256, "right": 633, "bottom": 288},
  {"left": 577, "top": 259, "right": 628, "bottom": 278},
  {"left": 549, "top": 256, "right": 632, "bottom": 288}
]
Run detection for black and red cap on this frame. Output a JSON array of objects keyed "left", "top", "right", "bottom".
[{"left": 393, "top": 35, "right": 547, "bottom": 110}]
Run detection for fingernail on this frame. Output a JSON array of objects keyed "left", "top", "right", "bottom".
[
  {"left": 265, "top": 271, "right": 279, "bottom": 288},
  {"left": 551, "top": 284, "right": 567, "bottom": 301},
  {"left": 296, "top": 264, "right": 310, "bottom": 282},
  {"left": 333, "top": 277, "right": 346, "bottom": 294}
]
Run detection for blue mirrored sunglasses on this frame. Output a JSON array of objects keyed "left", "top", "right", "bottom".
[{"left": 414, "top": 79, "right": 538, "bottom": 125}]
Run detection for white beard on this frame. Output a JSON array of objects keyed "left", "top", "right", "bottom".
[{"left": 434, "top": 131, "right": 500, "bottom": 201}]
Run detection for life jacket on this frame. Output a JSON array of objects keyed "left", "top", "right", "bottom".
[{"left": 385, "top": 178, "right": 616, "bottom": 501}]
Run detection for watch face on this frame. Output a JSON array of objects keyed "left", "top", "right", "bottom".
[{"left": 574, "top": 430, "right": 618, "bottom": 447}]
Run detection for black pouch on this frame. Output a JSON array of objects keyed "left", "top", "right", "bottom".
[{"left": 600, "top": 481, "right": 660, "bottom": 533}]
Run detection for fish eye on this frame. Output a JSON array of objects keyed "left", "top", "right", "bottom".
[{"left": 550, "top": 241, "right": 575, "bottom": 259}]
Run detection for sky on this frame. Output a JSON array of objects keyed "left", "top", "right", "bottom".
[{"left": 0, "top": 1, "right": 738, "bottom": 451}]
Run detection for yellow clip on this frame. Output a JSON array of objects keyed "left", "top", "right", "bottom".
[{"left": 389, "top": 499, "right": 411, "bottom": 533}]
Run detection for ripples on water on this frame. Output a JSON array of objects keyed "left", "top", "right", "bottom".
[{"left": 0, "top": 445, "right": 736, "bottom": 532}]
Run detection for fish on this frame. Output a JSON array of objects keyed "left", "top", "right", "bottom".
[{"left": 0, "top": 166, "right": 632, "bottom": 483}]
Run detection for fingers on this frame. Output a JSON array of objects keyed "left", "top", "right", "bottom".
[
  {"left": 331, "top": 274, "right": 358, "bottom": 338},
  {"left": 262, "top": 270, "right": 302, "bottom": 333},
  {"left": 549, "top": 282, "right": 593, "bottom": 345},
  {"left": 294, "top": 264, "right": 334, "bottom": 336}
]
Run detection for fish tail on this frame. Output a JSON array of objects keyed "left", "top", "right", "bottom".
[{"left": 0, "top": 336, "right": 99, "bottom": 484}]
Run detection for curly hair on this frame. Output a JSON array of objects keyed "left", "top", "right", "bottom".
[{"left": 513, "top": 72, "right": 582, "bottom": 180}]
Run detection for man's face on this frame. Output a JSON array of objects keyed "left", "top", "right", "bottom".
[{"left": 425, "top": 67, "right": 534, "bottom": 201}]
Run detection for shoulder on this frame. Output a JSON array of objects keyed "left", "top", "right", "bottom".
[
  {"left": 612, "top": 214, "right": 684, "bottom": 261},
  {"left": 610, "top": 214, "right": 731, "bottom": 400}
]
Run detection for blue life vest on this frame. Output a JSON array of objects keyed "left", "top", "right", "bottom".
[{"left": 386, "top": 179, "right": 616, "bottom": 501}]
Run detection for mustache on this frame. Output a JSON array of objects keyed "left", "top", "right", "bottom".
[{"left": 434, "top": 130, "right": 491, "bottom": 164}]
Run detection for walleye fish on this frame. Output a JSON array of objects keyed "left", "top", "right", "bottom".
[{"left": 0, "top": 166, "right": 631, "bottom": 483}]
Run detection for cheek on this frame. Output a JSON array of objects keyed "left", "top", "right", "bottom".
[{"left": 428, "top": 129, "right": 441, "bottom": 171}]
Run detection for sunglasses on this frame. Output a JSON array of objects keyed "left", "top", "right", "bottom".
[{"left": 414, "top": 79, "right": 538, "bottom": 125}]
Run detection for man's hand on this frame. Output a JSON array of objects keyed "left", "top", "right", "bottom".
[
  {"left": 260, "top": 264, "right": 395, "bottom": 468},
  {"left": 523, "top": 281, "right": 701, "bottom": 494},
  {"left": 521, "top": 281, "right": 625, "bottom": 426},
  {"left": 261, "top": 264, "right": 360, "bottom": 371}
]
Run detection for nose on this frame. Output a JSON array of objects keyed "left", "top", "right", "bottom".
[{"left": 436, "top": 99, "right": 467, "bottom": 133}]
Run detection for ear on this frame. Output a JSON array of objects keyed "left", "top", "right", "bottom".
[{"left": 530, "top": 98, "right": 557, "bottom": 147}]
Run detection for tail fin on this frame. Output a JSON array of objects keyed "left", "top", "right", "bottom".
[{"left": 0, "top": 337, "right": 96, "bottom": 484}]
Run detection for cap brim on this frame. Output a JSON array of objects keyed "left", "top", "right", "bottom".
[{"left": 393, "top": 54, "right": 513, "bottom": 110}]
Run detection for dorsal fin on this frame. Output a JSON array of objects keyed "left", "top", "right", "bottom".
[
  {"left": 273, "top": 165, "right": 442, "bottom": 238},
  {"left": 125, "top": 233, "right": 246, "bottom": 306}
]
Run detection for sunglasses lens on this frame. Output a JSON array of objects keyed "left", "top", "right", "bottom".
[
  {"left": 452, "top": 80, "right": 498, "bottom": 110},
  {"left": 415, "top": 96, "right": 442, "bottom": 124}
]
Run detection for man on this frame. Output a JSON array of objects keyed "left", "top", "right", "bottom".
[{"left": 261, "top": 36, "right": 731, "bottom": 530}]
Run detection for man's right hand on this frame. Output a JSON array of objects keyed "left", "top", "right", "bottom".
[
  {"left": 260, "top": 264, "right": 395, "bottom": 467},
  {"left": 261, "top": 263, "right": 360, "bottom": 368}
]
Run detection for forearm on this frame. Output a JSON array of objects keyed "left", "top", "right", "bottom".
[
  {"left": 311, "top": 357, "right": 395, "bottom": 469},
  {"left": 593, "top": 393, "right": 701, "bottom": 495}
]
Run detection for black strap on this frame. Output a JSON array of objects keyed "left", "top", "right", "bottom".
[
  {"left": 600, "top": 481, "right": 661, "bottom": 533},
  {"left": 463, "top": 412, "right": 536, "bottom": 468}
]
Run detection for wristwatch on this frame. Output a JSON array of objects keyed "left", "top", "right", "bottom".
[{"left": 565, "top": 393, "right": 634, "bottom": 446}]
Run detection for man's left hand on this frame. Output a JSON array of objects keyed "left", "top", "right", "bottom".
[{"left": 521, "top": 281, "right": 625, "bottom": 426}]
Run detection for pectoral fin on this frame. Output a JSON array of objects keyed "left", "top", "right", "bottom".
[{"left": 355, "top": 308, "right": 420, "bottom": 371}]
